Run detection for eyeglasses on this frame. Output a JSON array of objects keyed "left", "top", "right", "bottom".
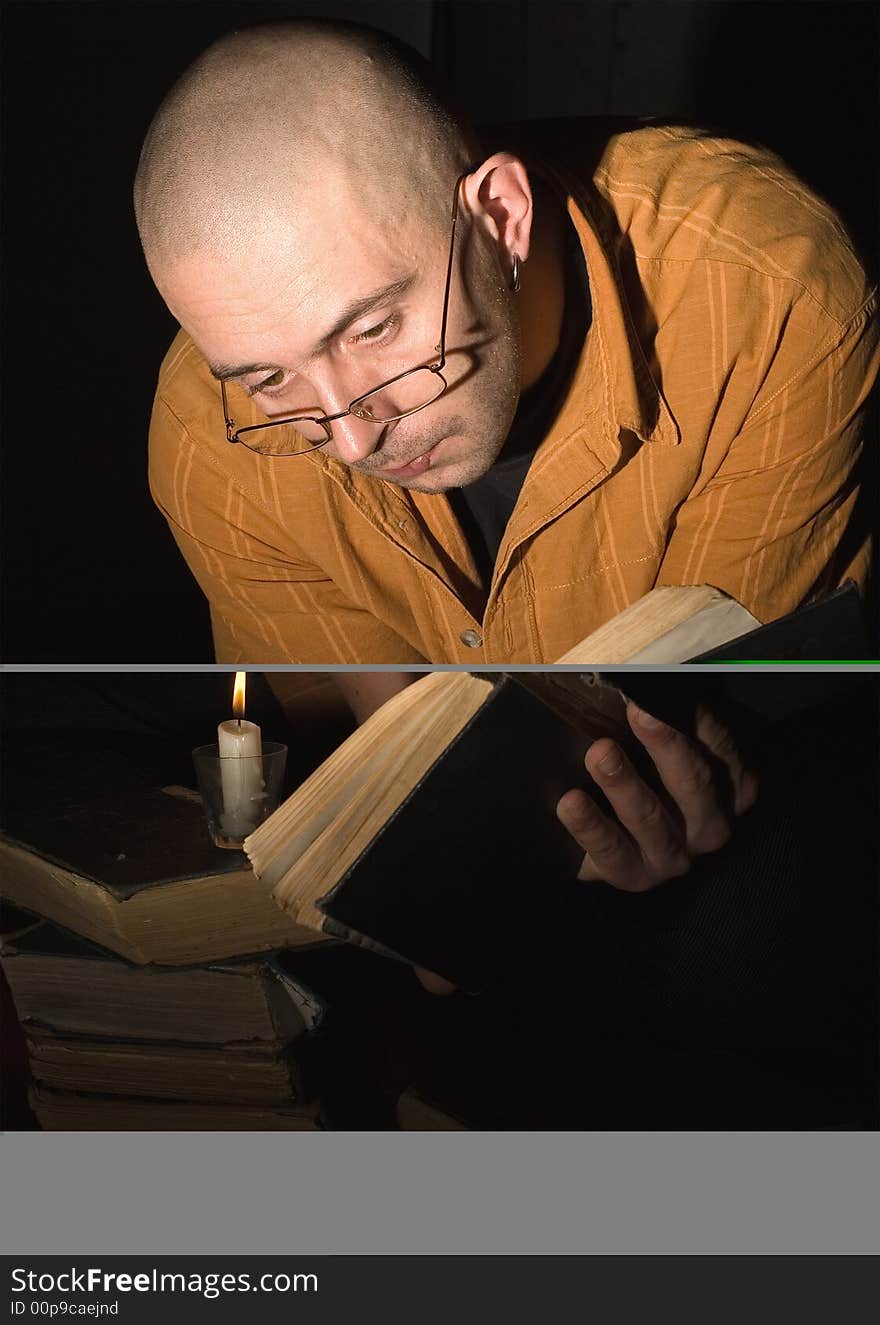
[{"left": 220, "top": 173, "right": 467, "bottom": 457}]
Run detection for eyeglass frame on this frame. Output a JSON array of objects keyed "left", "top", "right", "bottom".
[{"left": 220, "top": 172, "right": 469, "bottom": 456}]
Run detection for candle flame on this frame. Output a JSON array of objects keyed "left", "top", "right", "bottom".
[{"left": 232, "top": 671, "right": 247, "bottom": 719}]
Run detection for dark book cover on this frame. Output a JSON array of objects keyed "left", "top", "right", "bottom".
[{"left": 313, "top": 676, "right": 593, "bottom": 990}]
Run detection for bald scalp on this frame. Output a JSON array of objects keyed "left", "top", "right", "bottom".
[{"left": 134, "top": 21, "right": 478, "bottom": 277}]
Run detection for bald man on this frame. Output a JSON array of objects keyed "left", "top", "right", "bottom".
[
  {"left": 134, "top": 28, "right": 875, "bottom": 1108},
  {"left": 138, "top": 19, "right": 878, "bottom": 694}
]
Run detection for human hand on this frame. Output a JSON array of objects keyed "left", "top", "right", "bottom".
[
  {"left": 414, "top": 700, "right": 758, "bottom": 993},
  {"left": 556, "top": 700, "right": 759, "bottom": 891},
  {"left": 414, "top": 967, "right": 458, "bottom": 996}
]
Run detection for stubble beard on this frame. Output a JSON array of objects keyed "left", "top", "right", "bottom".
[{"left": 356, "top": 299, "right": 523, "bottom": 494}]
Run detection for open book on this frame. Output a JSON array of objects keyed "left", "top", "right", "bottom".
[
  {"left": 0, "top": 777, "right": 322, "bottom": 966},
  {"left": 245, "top": 671, "right": 638, "bottom": 989},
  {"left": 244, "top": 581, "right": 867, "bottom": 985},
  {"left": 557, "top": 581, "right": 866, "bottom": 663}
]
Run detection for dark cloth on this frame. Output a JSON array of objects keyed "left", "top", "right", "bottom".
[{"left": 447, "top": 224, "right": 592, "bottom": 591}]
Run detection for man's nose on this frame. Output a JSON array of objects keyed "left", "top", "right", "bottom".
[
  {"left": 309, "top": 370, "right": 384, "bottom": 464},
  {"left": 329, "top": 407, "right": 384, "bottom": 464}
]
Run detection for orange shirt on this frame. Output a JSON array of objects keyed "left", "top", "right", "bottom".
[{"left": 149, "top": 124, "right": 879, "bottom": 663}]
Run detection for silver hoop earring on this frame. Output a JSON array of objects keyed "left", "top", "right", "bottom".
[{"left": 510, "top": 252, "right": 521, "bottom": 293}]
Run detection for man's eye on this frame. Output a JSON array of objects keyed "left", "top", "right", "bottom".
[
  {"left": 248, "top": 370, "right": 287, "bottom": 396},
  {"left": 350, "top": 313, "right": 400, "bottom": 346}
]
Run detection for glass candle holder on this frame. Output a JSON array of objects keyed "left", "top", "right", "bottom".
[{"left": 192, "top": 741, "right": 288, "bottom": 849}]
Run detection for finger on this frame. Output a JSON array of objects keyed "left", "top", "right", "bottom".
[
  {"left": 583, "top": 740, "right": 690, "bottom": 882},
  {"left": 694, "top": 703, "right": 759, "bottom": 815},
  {"left": 556, "top": 786, "right": 646, "bottom": 887},
  {"left": 626, "top": 703, "right": 733, "bottom": 856},
  {"left": 415, "top": 967, "right": 458, "bottom": 996}
]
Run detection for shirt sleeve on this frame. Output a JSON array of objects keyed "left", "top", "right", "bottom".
[
  {"left": 656, "top": 293, "right": 879, "bottom": 620},
  {"left": 148, "top": 402, "right": 426, "bottom": 665}
]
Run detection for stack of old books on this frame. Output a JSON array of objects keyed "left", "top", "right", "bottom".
[
  {"left": 1, "top": 909, "right": 321, "bottom": 1130},
  {"left": 0, "top": 729, "right": 400, "bottom": 1131}
]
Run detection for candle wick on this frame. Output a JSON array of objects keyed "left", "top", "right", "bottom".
[{"left": 237, "top": 718, "right": 241, "bottom": 729}]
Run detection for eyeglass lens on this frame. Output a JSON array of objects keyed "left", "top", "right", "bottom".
[{"left": 244, "top": 367, "right": 447, "bottom": 454}]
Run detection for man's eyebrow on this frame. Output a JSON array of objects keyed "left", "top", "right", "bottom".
[
  {"left": 208, "top": 274, "right": 418, "bottom": 384},
  {"left": 209, "top": 360, "right": 279, "bottom": 382},
  {"left": 311, "top": 274, "right": 416, "bottom": 358},
  {"left": 208, "top": 273, "right": 417, "bottom": 382}
]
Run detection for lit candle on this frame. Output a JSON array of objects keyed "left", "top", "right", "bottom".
[{"left": 217, "top": 672, "right": 265, "bottom": 839}]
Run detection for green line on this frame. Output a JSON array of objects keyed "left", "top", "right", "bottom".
[{"left": 696, "top": 659, "right": 879, "bottom": 665}]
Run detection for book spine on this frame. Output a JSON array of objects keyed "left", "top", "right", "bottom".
[{"left": 319, "top": 916, "right": 413, "bottom": 968}]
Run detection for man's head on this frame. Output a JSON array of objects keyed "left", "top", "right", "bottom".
[{"left": 134, "top": 20, "right": 540, "bottom": 491}]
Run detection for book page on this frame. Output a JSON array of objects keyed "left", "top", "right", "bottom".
[
  {"left": 556, "top": 584, "right": 757, "bottom": 663},
  {"left": 626, "top": 598, "right": 760, "bottom": 662},
  {"left": 246, "top": 672, "right": 455, "bottom": 880},
  {"left": 245, "top": 673, "right": 493, "bottom": 926}
]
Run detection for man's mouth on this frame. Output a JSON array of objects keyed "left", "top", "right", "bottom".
[{"left": 372, "top": 443, "right": 439, "bottom": 478}]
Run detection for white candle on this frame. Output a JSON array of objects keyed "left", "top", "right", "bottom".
[{"left": 218, "top": 672, "right": 265, "bottom": 838}]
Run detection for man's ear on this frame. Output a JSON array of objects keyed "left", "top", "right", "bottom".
[{"left": 462, "top": 153, "right": 533, "bottom": 275}]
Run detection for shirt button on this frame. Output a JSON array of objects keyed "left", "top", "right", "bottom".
[{"left": 459, "top": 629, "right": 483, "bottom": 648}]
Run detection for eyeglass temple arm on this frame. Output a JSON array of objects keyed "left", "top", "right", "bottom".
[
  {"left": 434, "top": 173, "right": 467, "bottom": 371},
  {"left": 220, "top": 378, "right": 237, "bottom": 436}
]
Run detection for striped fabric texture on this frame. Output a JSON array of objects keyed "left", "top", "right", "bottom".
[{"left": 149, "top": 125, "right": 879, "bottom": 663}]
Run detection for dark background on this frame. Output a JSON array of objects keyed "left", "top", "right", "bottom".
[{"left": 3, "top": 1, "right": 878, "bottom": 662}]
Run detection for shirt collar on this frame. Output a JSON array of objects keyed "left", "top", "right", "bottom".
[{"left": 534, "top": 156, "right": 681, "bottom": 449}]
